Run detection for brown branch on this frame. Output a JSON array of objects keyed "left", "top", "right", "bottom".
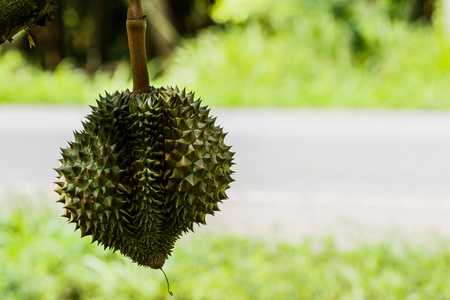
[
  {"left": 127, "top": 0, "right": 151, "bottom": 94},
  {"left": 0, "top": 0, "right": 57, "bottom": 45}
]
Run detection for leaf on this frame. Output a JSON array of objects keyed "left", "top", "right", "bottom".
[{"left": 24, "top": 29, "right": 36, "bottom": 48}]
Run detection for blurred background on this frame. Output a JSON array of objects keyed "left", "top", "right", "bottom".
[
  {"left": 2, "top": 0, "right": 450, "bottom": 107},
  {"left": 2, "top": 0, "right": 450, "bottom": 299}
]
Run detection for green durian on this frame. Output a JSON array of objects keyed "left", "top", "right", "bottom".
[{"left": 55, "top": 86, "right": 234, "bottom": 269}]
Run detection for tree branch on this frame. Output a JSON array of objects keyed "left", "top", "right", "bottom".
[
  {"left": 0, "top": 0, "right": 57, "bottom": 45},
  {"left": 127, "top": 0, "right": 151, "bottom": 94}
]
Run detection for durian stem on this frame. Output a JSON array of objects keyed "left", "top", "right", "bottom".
[
  {"left": 160, "top": 268, "right": 173, "bottom": 296},
  {"left": 127, "top": 0, "right": 151, "bottom": 94}
]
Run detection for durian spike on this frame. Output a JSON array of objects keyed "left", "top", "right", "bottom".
[{"left": 126, "top": 0, "right": 151, "bottom": 94}]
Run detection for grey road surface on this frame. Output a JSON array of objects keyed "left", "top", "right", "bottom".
[{"left": 2, "top": 106, "right": 450, "bottom": 244}]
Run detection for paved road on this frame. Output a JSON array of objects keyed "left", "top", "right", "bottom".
[{"left": 2, "top": 106, "right": 450, "bottom": 244}]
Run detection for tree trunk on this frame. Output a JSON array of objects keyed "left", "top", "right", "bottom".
[
  {"left": 145, "top": 0, "right": 179, "bottom": 58},
  {"left": 444, "top": 0, "right": 450, "bottom": 33},
  {"left": 0, "top": 0, "right": 57, "bottom": 45}
]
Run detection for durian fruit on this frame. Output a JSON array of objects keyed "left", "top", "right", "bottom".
[{"left": 55, "top": 87, "right": 234, "bottom": 269}]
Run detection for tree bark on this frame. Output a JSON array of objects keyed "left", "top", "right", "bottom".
[{"left": 0, "top": 0, "right": 57, "bottom": 45}]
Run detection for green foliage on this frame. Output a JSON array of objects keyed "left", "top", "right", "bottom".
[
  {"left": 211, "top": 0, "right": 435, "bottom": 24},
  {"left": 161, "top": 0, "right": 450, "bottom": 108},
  {"left": 1, "top": 1, "right": 450, "bottom": 108},
  {"left": 2, "top": 200, "right": 450, "bottom": 299}
]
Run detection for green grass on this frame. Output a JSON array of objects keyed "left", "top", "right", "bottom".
[
  {"left": 2, "top": 198, "right": 450, "bottom": 299},
  {"left": 0, "top": 51, "right": 132, "bottom": 104}
]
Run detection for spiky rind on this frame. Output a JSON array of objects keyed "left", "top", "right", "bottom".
[{"left": 56, "top": 87, "right": 234, "bottom": 269}]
